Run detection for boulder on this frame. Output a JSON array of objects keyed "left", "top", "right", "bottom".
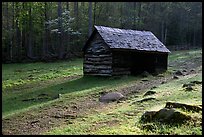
[
  {"left": 154, "top": 108, "right": 191, "bottom": 123},
  {"left": 99, "top": 92, "right": 124, "bottom": 103},
  {"left": 141, "top": 108, "right": 191, "bottom": 124},
  {"left": 174, "top": 70, "right": 183, "bottom": 76},
  {"left": 141, "top": 111, "right": 157, "bottom": 122}
]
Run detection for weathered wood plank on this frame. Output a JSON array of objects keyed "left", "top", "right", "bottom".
[
  {"left": 112, "top": 71, "right": 131, "bottom": 75},
  {"left": 84, "top": 73, "right": 112, "bottom": 76},
  {"left": 84, "top": 61, "right": 112, "bottom": 65},
  {"left": 84, "top": 70, "right": 112, "bottom": 73},
  {"left": 85, "top": 57, "right": 112, "bottom": 62},
  {"left": 84, "top": 65, "right": 112, "bottom": 70},
  {"left": 85, "top": 54, "right": 112, "bottom": 58}
]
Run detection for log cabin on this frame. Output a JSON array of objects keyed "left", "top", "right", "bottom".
[{"left": 82, "top": 25, "right": 170, "bottom": 76}]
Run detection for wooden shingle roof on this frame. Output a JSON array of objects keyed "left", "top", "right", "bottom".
[{"left": 83, "top": 25, "right": 170, "bottom": 53}]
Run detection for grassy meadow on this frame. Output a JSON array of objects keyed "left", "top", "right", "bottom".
[{"left": 2, "top": 49, "right": 202, "bottom": 135}]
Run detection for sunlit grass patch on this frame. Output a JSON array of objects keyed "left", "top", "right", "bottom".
[{"left": 2, "top": 58, "right": 83, "bottom": 91}]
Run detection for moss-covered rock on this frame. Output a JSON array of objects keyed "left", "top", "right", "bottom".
[{"left": 141, "top": 108, "right": 191, "bottom": 124}]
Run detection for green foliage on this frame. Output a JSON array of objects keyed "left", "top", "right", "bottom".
[{"left": 2, "top": 2, "right": 202, "bottom": 63}]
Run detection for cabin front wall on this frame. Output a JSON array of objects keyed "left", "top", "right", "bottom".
[{"left": 83, "top": 33, "right": 113, "bottom": 76}]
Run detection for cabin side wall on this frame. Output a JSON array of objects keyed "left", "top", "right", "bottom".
[
  {"left": 112, "top": 51, "right": 131, "bottom": 75},
  {"left": 112, "top": 50, "right": 168, "bottom": 75},
  {"left": 83, "top": 33, "right": 113, "bottom": 76}
]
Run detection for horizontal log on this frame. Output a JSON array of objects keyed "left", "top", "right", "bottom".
[
  {"left": 85, "top": 57, "right": 112, "bottom": 62},
  {"left": 85, "top": 54, "right": 112, "bottom": 58},
  {"left": 84, "top": 61, "right": 112, "bottom": 65},
  {"left": 84, "top": 65, "right": 112, "bottom": 70},
  {"left": 84, "top": 73, "right": 112, "bottom": 76},
  {"left": 84, "top": 69, "right": 112, "bottom": 73}
]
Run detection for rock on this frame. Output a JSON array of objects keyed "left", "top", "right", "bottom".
[
  {"left": 141, "top": 71, "right": 151, "bottom": 77},
  {"left": 157, "top": 74, "right": 164, "bottom": 77},
  {"left": 151, "top": 86, "right": 157, "bottom": 90},
  {"left": 141, "top": 111, "right": 157, "bottom": 122},
  {"left": 190, "top": 80, "right": 202, "bottom": 84},
  {"left": 58, "top": 94, "right": 62, "bottom": 98},
  {"left": 165, "top": 101, "right": 202, "bottom": 112},
  {"left": 173, "top": 75, "right": 179, "bottom": 79},
  {"left": 141, "top": 108, "right": 191, "bottom": 124},
  {"left": 182, "top": 69, "right": 187, "bottom": 72},
  {"left": 141, "top": 79, "right": 148, "bottom": 81},
  {"left": 161, "top": 81, "right": 166, "bottom": 84},
  {"left": 185, "top": 85, "right": 193, "bottom": 91},
  {"left": 174, "top": 70, "right": 183, "bottom": 76},
  {"left": 136, "top": 97, "right": 156, "bottom": 103},
  {"left": 182, "top": 83, "right": 195, "bottom": 88},
  {"left": 99, "top": 91, "right": 108, "bottom": 95},
  {"left": 143, "top": 91, "right": 156, "bottom": 96},
  {"left": 99, "top": 92, "right": 124, "bottom": 103},
  {"left": 154, "top": 108, "right": 191, "bottom": 123}
]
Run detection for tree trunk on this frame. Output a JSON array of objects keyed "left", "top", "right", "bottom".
[
  {"left": 88, "top": 2, "right": 93, "bottom": 37},
  {"left": 164, "top": 24, "right": 168, "bottom": 45},
  {"left": 133, "top": 2, "right": 136, "bottom": 28},
  {"left": 193, "top": 27, "right": 196, "bottom": 47},
  {"left": 66, "top": 2, "right": 69, "bottom": 11},
  {"left": 120, "top": 3, "right": 123, "bottom": 28},
  {"left": 94, "top": 2, "right": 96, "bottom": 24},
  {"left": 22, "top": 2, "right": 27, "bottom": 60},
  {"left": 10, "top": 2, "right": 15, "bottom": 61},
  {"left": 15, "top": 2, "right": 22, "bottom": 61},
  {"left": 42, "top": 2, "right": 49, "bottom": 60},
  {"left": 28, "top": 3, "right": 33, "bottom": 59},
  {"left": 137, "top": 2, "right": 141, "bottom": 29},
  {"left": 161, "top": 21, "right": 164, "bottom": 43},
  {"left": 58, "top": 2, "right": 64, "bottom": 59},
  {"left": 74, "top": 2, "right": 78, "bottom": 29},
  {"left": 81, "top": 2, "right": 84, "bottom": 12},
  {"left": 5, "top": 2, "right": 10, "bottom": 61}
]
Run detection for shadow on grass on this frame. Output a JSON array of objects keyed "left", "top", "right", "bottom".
[{"left": 2, "top": 75, "right": 136, "bottom": 116}]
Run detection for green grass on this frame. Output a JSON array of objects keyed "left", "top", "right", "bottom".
[
  {"left": 2, "top": 49, "right": 202, "bottom": 135},
  {"left": 45, "top": 72, "right": 202, "bottom": 135},
  {"left": 2, "top": 58, "right": 83, "bottom": 91},
  {"left": 168, "top": 49, "right": 202, "bottom": 62},
  {"left": 2, "top": 75, "right": 139, "bottom": 117}
]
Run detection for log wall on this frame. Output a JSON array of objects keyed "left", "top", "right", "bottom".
[{"left": 83, "top": 33, "right": 113, "bottom": 76}]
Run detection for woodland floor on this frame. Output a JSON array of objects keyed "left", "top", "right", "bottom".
[{"left": 2, "top": 49, "right": 202, "bottom": 135}]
